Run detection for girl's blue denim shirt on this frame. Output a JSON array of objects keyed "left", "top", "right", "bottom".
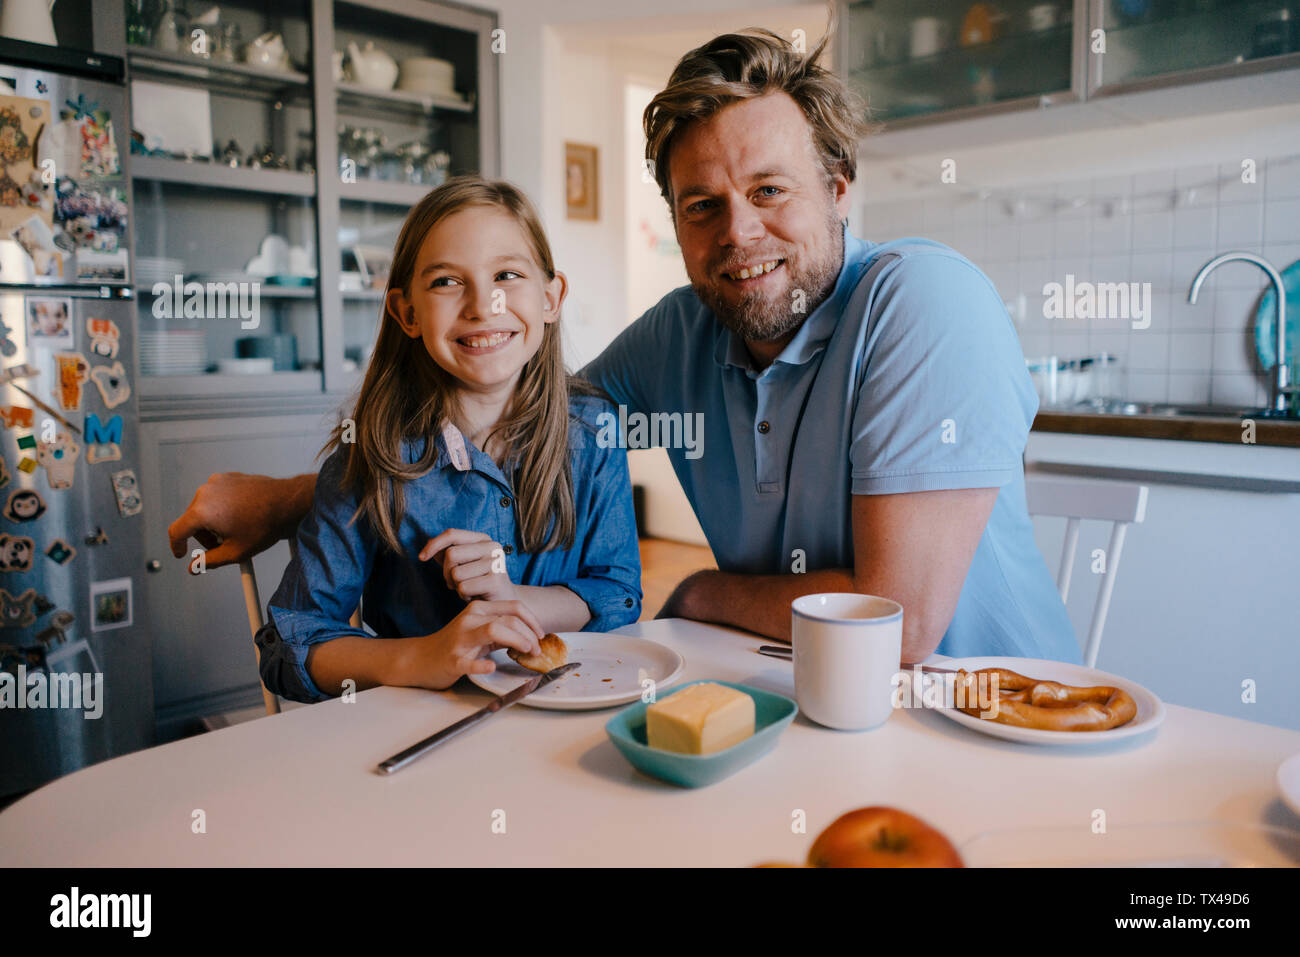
[{"left": 256, "top": 392, "right": 642, "bottom": 702}]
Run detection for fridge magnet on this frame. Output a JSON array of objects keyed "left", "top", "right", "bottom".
[
  {"left": 36, "top": 611, "right": 75, "bottom": 649},
  {"left": 0, "top": 405, "right": 33, "bottom": 429},
  {"left": 0, "top": 363, "right": 39, "bottom": 385},
  {"left": 33, "top": 593, "right": 55, "bottom": 615},
  {"left": 0, "top": 324, "right": 15, "bottom": 358},
  {"left": 11, "top": 384, "right": 77, "bottom": 434},
  {"left": 73, "top": 249, "right": 128, "bottom": 283},
  {"left": 0, "top": 96, "right": 52, "bottom": 235},
  {"left": 45, "top": 539, "right": 76, "bottom": 565},
  {"left": 16, "top": 457, "right": 35, "bottom": 474},
  {"left": 0, "top": 456, "right": 8, "bottom": 488},
  {"left": 90, "top": 577, "right": 132, "bottom": 633},
  {"left": 84, "top": 413, "right": 122, "bottom": 464},
  {"left": 110, "top": 469, "right": 142, "bottom": 517},
  {"left": 89, "top": 362, "right": 130, "bottom": 409},
  {"left": 36, "top": 431, "right": 79, "bottom": 489},
  {"left": 26, "top": 297, "right": 74, "bottom": 349},
  {"left": 0, "top": 587, "right": 37, "bottom": 628},
  {"left": 3, "top": 488, "right": 46, "bottom": 522},
  {"left": 84, "top": 526, "right": 108, "bottom": 546},
  {"left": 86, "top": 318, "right": 121, "bottom": 359},
  {"left": 0, "top": 534, "right": 35, "bottom": 572},
  {"left": 54, "top": 352, "right": 90, "bottom": 411},
  {"left": 15, "top": 434, "right": 35, "bottom": 450}
]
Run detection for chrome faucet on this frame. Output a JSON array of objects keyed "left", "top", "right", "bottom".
[{"left": 1188, "top": 252, "right": 1292, "bottom": 416}]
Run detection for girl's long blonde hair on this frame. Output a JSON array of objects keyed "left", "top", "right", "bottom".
[{"left": 326, "top": 175, "right": 591, "bottom": 554}]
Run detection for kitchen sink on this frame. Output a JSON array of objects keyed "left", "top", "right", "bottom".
[{"left": 1060, "top": 400, "right": 1298, "bottom": 420}]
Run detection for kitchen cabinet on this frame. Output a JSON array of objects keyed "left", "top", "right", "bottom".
[
  {"left": 124, "top": 0, "right": 500, "bottom": 402},
  {"left": 139, "top": 413, "right": 333, "bottom": 741},
  {"left": 1024, "top": 431, "right": 1300, "bottom": 731},
  {"left": 842, "top": 0, "right": 1300, "bottom": 128}
]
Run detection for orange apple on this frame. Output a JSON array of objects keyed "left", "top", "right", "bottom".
[{"left": 807, "top": 806, "right": 963, "bottom": 868}]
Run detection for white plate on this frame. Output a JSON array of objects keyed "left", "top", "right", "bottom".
[
  {"left": 467, "top": 633, "right": 684, "bottom": 711},
  {"left": 930, "top": 656, "right": 1165, "bottom": 746},
  {"left": 1279, "top": 753, "right": 1300, "bottom": 819}
]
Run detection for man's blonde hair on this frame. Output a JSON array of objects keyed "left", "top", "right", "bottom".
[{"left": 643, "top": 27, "right": 873, "bottom": 210}]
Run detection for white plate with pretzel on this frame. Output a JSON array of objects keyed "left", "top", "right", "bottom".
[{"left": 931, "top": 657, "right": 1165, "bottom": 746}]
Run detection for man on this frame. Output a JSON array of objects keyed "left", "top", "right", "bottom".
[{"left": 170, "top": 30, "right": 1078, "bottom": 666}]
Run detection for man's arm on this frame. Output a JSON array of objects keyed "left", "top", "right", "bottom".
[
  {"left": 168, "top": 472, "right": 317, "bottom": 570},
  {"left": 659, "top": 487, "right": 997, "bottom": 663}
]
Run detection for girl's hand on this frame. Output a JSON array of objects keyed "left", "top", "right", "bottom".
[
  {"left": 398, "top": 599, "right": 543, "bottom": 690},
  {"left": 420, "top": 528, "right": 517, "bottom": 602}
]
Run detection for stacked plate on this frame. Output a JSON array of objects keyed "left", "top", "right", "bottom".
[
  {"left": 140, "top": 330, "right": 206, "bottom": 376},
  {"left": 135, "top": 257, "right": 186, "bottom": 286}
]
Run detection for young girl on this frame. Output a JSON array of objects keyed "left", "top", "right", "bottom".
[{"left": 255, "top": 176, "right": 642, "bottom": 702}]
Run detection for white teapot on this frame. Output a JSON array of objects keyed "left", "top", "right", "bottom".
[
  {"left": 244, "top": 32, "right": 288, "bottom": 70},
  {"left": 346, "top": 41, "right": 398, "bottom": 90}
]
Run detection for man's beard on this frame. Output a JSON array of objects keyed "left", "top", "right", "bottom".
[{"left": 693, "top": 210, "right": 844, "bottom": 343}]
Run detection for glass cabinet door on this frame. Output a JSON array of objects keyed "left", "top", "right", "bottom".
[
  {"left": 126, "top": 0, "right": 322, "bottom": 395},
  {"left": 337, "top": 198, "right": 405, "bottom": 372},
  {"left": 1090, "top": 0, "right": 1300, "bottom": 91},
  {"left": 845, "top": 0, "right": 1078, "bottom": 123}
]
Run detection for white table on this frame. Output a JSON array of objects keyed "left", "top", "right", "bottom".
[{"left": 2, "top": 619, "right": 1298, "bottom": 866}]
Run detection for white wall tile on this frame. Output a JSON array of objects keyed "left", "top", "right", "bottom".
[
  {"left": 1170, "top": 331, "right": 1213, "bottom": 370},
  {"left": 1264, "top": 156, "right": 1300, "bottom": 200},
  {"left": 1020, "top": 218, "right": 1055, "bottom": 258},
  {"left": 1131, "top": 209, "right": 1173, "bottom": 250},
  {"left": 1263, "top": 241, "right": 1300, "bottom": 271},
  {"left": 1054, "top": 215, "right": 1091, "bottom": 257},
  {"left": 1217, "top": 202, "right": 1264, "bottom": 249},
  {"left": 1126, "top": 371, "right": 1168, "bottom": 403},
  {"left": 985, "top": 223, "right": 1018, "bottom": 261},
  {"left": 1175, "top": 164, "right": 1218, "bottom": 190},
  {"left": 1263, "top": 198, "right": 1300, "bottom": 244},
  {"left": 1172, "top": 206, "right": 1217, "bottom": 248},
  {"left": 1170, "top": 294, "right": 1215, "bottom": 332},
  {"left": 1214, "top": 286, "right": 1266, "bottom": 333},
  {"left": 1127, "top": 328, "right": 1170, "bottom": 371},
  {"left": 1211, "top": 329, "right": 1261, "bottom": 376},
  {"left": 1090, "top": 209, "right": 1132, "bottom": 252},
  {"left": 1218, "top": 161, "right": 1263, "bottom": 204},
  {"left": 1167, "top": 371, "right": 1211, "bottom": 404},
  {"left": 1209, "top": 373, "right": 1263, "bottom": 407},
  {"left": 1130, "top": 251, "right": 1173, "bottom": 292},
  {"left": 952, "top": 224, "right": 985, "bottom": 262}
]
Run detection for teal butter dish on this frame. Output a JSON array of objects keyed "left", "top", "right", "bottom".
[{"left": 604, "top": 679, "right": 798, "bottom": 788}]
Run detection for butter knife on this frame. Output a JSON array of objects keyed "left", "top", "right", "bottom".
[{"left": 376, "top": 662, "right": 581, "bottom": 775}]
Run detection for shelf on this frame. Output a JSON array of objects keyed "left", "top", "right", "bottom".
[
  {"left": 338, "top": 179, "right": 432, "bottom": 205},
  {"left": 139, "top": 370, "right": 322, "bottom": 398},
  {"left": 342, "top": 288, "right": 386, "bottom": 301},
  {"left": 335, "top": 80, "right": 473, "bottom": 117},
  {"left": 131, "top": 156, "right": 316, "bottom": 196},
  {"left": 128, "top": 47, "right": 311, "bottom": 95}
]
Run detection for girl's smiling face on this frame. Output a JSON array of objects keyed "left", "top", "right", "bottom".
[{"left": 388, "top": 205, "right": 566, "bottom": 396}]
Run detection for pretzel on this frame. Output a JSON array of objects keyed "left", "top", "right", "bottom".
[{"left": 954, "top": 668, "right": 1137, "bottom": 732}]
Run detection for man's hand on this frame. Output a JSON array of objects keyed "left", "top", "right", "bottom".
[
  {"left": 168, "top": 472, "right": 316, "bottom": 571},
  {"left": 420, "top": 529, "right": 517, "bottom": 603}
]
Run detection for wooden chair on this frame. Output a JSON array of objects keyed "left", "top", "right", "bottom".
[
  {"left": 238, "top": 559, "right": 362, "bottom": 717},
  {"left": 1024, "top": 476, "right": 1148, "bottom": 668}
]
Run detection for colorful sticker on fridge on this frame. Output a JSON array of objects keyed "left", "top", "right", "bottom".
[
  {"left": 84, "top": 413, "right": 122, "bottom": 464},
  {"left": 110, "top": 468, "right": 141, "bottom": 517},
  {"left": 89, "top": 362, "right": 130, "bottom": 409},
  {"left": 0, "top": 322, "right": 16, "bottom": 358},
  {"left": 16, "top": 457, "right": 35, "bottom": 474},
  {"left": 33, "top": 593, "right": 54, "bottom": 615},
  {"left": 0, "top": 588, "right": 36, "bottom": 628},
  {"left": 54, "top": 352, "right": 90, "bottom": 411},
  {"left": 9, "top": 215, "right": 63, "bottom": 280},
  {"left": 0, "top": 534, "right": 35, "bottom": 572},
  {"left": 36, "top": 431, "right": 79, "bottom": 489},
  {"left": 90, "top": 577, "right": 132, "bottom": 632},
  {"left": 45, "top": 539, "right": 75, "bottom": 565},
  {"left": 0, "top": 456, "right": 8, "bottom": 489},
  {"left": 0, "top": 363, "right": 39, "bottom": 385},
  {"left": 86, "top": 318, "right": 120, "bottom": 359},
  {"left": 36, "top": 610, "right": 75, "bottom": 648},
  {"left": 26, "top": 297, "right": 74, "bottom": 349},
  {"left": 15, "top": 433, "right": 34, "bottom": 450},
  {"left": 0, "top": 95, "right": 53, "bottom": 234},
  {"left": 84, "top": 526, "right": 108, "bottom": 546},
  {"left": 2, "top": 489, "right": 45, "bottom": 522},
  {"left": 0, "top": 406, "right": 33, "bottom": 429}
]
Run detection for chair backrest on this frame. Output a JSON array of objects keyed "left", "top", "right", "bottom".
[
  {"left": 237, "top": 560, "right": 363, "bottom": 715},
  {"left": 239, "top": 560, "right": 281, "bottom": 716},
  {"left": 1024, "top": 476, "right": 1148, "bottom": 668}
]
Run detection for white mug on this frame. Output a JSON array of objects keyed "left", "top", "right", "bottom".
[
  {"left": 791, "top": 593, "right": 903, "bottom": 731},
  {"left": 910, "top": 16, "right": 950, "bottom": 58}
]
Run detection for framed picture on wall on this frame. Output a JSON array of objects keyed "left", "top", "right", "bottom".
[{"left": 565, "top": 142, "right": 598, "bottom": 221}]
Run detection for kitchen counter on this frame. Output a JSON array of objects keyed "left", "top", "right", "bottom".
[{"left": 1033, "top": 411, "right": 1300, "bottom": 448}]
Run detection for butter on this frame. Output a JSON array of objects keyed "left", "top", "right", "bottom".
[{"left": 646, "top": 682, "right": 755, "bottom": 755}]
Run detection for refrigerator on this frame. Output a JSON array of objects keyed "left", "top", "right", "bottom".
[{"left": 0, "top": 40, "right": 150, "bottom": 797}]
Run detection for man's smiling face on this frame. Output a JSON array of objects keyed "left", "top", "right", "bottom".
[{"left": 668, "top": 92, "right": 850, "bottom": 352}]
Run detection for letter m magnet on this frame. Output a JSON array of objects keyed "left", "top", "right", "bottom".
[{"left": 84, "top": 413, "right": 124, "bottom": 446}]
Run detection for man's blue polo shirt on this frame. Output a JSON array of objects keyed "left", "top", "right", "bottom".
[{"left": 581, "top": 224, "right": 1080, "bottom": 662}]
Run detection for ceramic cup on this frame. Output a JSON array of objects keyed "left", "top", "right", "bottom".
[
  {"left": 910, "top": 16, "right": 951, "bottom": 57},
  {"left": 792, "top": 593, "right": 903, "bottom": 730}
]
